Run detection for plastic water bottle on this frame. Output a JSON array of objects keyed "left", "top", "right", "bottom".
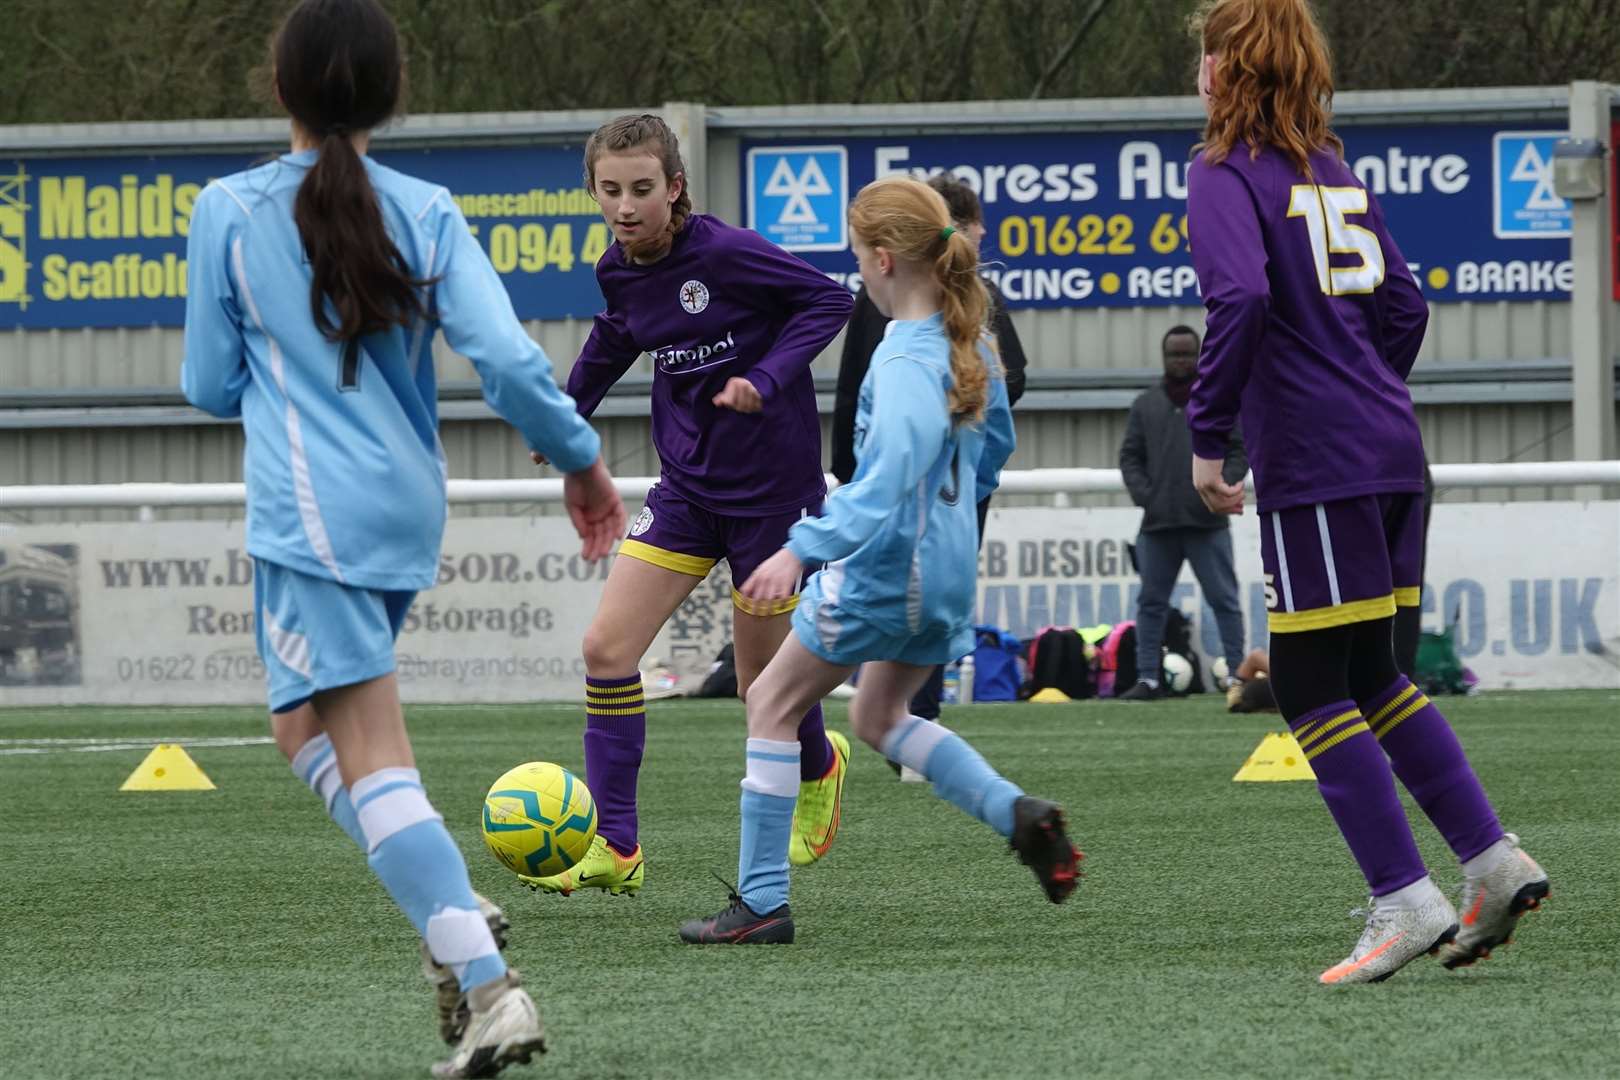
[
  {"left": 959, "top": 654, "right": 975, "bottom": 704},
  {"left": 942, "top": 664, "right": 960, "bottom": 704}
]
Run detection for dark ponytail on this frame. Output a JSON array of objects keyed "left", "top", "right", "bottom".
[{"left": 273, "top": 0, "right": 427, "bottom": 342}]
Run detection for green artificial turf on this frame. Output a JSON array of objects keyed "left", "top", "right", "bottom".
[{"left": 1, "top": 692, "right": 1614, "bottom": 1079}]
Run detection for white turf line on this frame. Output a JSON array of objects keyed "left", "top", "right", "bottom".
[{"left": 0, "top": 736, "right": 275, "bottom": 756}]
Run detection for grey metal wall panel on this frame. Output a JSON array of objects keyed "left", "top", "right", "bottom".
[
  {"left": 1422, "top": 301, "right": 1571, "bottom": 363},
  {"left": 2, "top": 298, "right": 1579, "bottom": 394},
  {"left": 8, "top": 402, "right": 1613, "bottom": 525}
]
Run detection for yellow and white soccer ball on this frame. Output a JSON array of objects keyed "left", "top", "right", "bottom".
[{"left": 482, "top": 761, "right": 597, "bottom": 878}]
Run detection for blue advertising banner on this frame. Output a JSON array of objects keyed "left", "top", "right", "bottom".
[
  {"left": 742, "top": 124, "right": 1574, "bottom": 307},
  {"left": 0, "top": 144, "right": 609, "bottom": 329},
  {"left": 0, "top": 123, "right": 1579, "bottom": 327}
]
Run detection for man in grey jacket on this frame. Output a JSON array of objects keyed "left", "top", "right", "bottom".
[{"left": 1116, "top": 325, "right": 1249, "bottom": 700}]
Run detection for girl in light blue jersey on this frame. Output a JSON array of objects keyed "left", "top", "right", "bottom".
[
  {"left": 180, "top": 1, "right": 623, "bottom": 1074},
  {"left": 678, "top": 177, "right": 1081, "bottom": 946}
]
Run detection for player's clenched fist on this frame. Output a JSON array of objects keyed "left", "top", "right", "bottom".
[{"left": 712, "top": 376, "right": 763, "bottom": 413}]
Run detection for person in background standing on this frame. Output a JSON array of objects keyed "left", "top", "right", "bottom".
[{"left": 1116, "top": 325, "right": 1248, "bottom": 700}]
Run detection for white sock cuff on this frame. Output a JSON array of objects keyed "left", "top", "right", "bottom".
[
  {"left": 352, "top": 767, "right": 438, "bottom": 852},
  {"left": 1461, "top": 837, "right": 1513, "bottom": 878},
  {"left": 313, "top": 764, "right": 344, "bottom": 813},
  {"left": 351, "top": 766, "right": 421, "bottom": 804},
  {"left": 740, "top": 738, "right": 800, "bottom": 798},
  {"left": 290, "top": 735, "right": 346, "bottom": 813},
  {"left": 426, "top": 906, "right": 499, "bottom": 967},
  {"left": 290, "top": 733, "right": 334, "bottom": 785},
  {"left": 882, "top": 715, "right": 950, "bottom": 775},
  {"left": 1376, "top": 875, "right": 1441, "bottom": 910}
]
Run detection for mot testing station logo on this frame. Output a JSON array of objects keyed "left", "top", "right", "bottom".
[{"left": 747, "top": 146, "right": 848, "bottom": 252}]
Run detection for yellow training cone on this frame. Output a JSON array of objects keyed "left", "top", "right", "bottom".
[
  {"left": 120, "top": 744, "right": 216, "bottom": 791},
  {"left": 1027, "top": 687, "right": 1071, "bottom": 703},
  {"left": 1233, "top": 732, "right": 1316, "bottom": 782}
]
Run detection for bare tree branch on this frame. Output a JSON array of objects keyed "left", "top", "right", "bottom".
[{"left": 1028, "top": 0, "right": 1114, "bottom": 100}]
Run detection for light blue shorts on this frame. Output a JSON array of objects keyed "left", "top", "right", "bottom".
[
  {"left": 253, "top": 559, "right": 416, "bottom": 713},
  {"left": 791, "top": 572, "right": 973, "bottom": 669}
]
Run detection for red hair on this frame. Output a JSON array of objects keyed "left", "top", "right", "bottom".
[
  {"left": 848, "top": 177, "right": 994, "bottom": 423},
  {"left": 1191, "top": 0, "right": 1341, "bottom": 179}
]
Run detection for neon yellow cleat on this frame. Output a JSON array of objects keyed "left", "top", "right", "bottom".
[
  {"left": 790, "top": 730, "right": 849, "bottom": 867},
  {"left": 520, "top": 834, "right": 644, "bottom": 896}
]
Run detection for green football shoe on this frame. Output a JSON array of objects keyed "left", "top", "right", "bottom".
[
  {"left": 790, "top": 730, "right": 850, "bottom": 867},
  {"left": 520, "top": 835, "right": 644, "bottom": 896}
]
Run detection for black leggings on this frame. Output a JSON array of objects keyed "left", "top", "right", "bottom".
[
  {"left": 1392, "top": 466, "right": 1434, "bottom": 679},
  {"left": 1392, "top": 603, "right": 1422, "bottom": 681},
  {"left": 1268, "top": 615, "right": 1401, "bottom": 720}
]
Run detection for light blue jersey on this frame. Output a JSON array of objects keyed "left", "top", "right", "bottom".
[
  {"left": 182, "top": 149, "right": 600, "bottom": 590},
  {"left": 787, "top": 313, "right": 1012, "bottom": 654}
]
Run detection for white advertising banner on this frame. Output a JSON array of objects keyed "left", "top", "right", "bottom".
[
  {"left": 0, "top": 501, "right": 1615, "bottom": 706},
  {"left": 977, "top": 502, "right": 1620, "bottom": 691},
  {"left": 0, "top": 518, "right": 732, "bottom": 707}
]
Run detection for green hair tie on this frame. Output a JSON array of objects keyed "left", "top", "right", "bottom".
[{"left": 940, "top": 226, "right": 955, "bottom": 240}]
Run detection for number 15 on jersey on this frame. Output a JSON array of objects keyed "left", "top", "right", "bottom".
[{"left": 1287, "top": 184, "right": 1386, "bottom": 297}]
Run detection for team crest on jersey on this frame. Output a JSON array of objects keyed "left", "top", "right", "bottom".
[
  {"left": 679, "top": 279, "right": 710, "bottom": 314},
  {"left": 630, "top": 507, "right": 655, "bottom": 537}
]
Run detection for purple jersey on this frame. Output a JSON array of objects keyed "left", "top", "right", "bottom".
[
  {"left": 1185, "top": 145, "right": 1429, "bottom": 513},
  {"left": 567, "top": 214, "right": 853, "bottom": 516}
]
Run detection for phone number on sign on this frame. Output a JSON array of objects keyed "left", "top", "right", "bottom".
[
  {"left": 995, "top": 211, "right": 1188, "bottom": 258},
  {"left": 115, "top": 652, "right": 266, "bottom": 683},
  {"left": 463, "top": 221, "right": 612, "bottom": 275}
]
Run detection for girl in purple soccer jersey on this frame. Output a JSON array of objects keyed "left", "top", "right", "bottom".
[
  {"left": 1185, "top": 0, "right": 1548, "bottom": 985},
  {"left": 520, "top": 115, "right": 855, "bottom": 898}
]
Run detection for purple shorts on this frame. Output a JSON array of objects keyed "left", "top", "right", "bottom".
[
  {"left": 618, "top": 483, "right": 821, "bottom": 615},
  {"left": 1260, "top": 493, "right": 1423, "bottom": 634}
]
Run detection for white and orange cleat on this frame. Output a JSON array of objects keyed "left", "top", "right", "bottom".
[
  {"left": 1441, "top": 833, "right": 1549, "bottom": 970},
  {"left": 1319, "top": 880, "right": 1457, "bottom": 985}
]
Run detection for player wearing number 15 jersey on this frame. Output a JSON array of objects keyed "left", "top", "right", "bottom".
[{"left": 1183, "top": 0, "right": 1546, "bottom": 987}]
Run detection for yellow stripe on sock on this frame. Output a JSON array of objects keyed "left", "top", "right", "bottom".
[
  {"left": 1367, "top": 683, "right": 1418, "bottom": 729},
  {"left": 1373, "top": 694, "right": 1429, "bottom": 740},
  {"left": 1306, "top": 720, "right": 1372, "bottom": 759},
  {"left": 586, "top": 696, "right": 645, "bottom": 710},
  {"left": 585, "top": 704, "right": 647, "bottom": 717},
  {"left": 1296, "top": 709, "right": 1362, "bottom": 752},
  {"left": 586, "top": 685, "right": 645, "bottom": 700}
]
